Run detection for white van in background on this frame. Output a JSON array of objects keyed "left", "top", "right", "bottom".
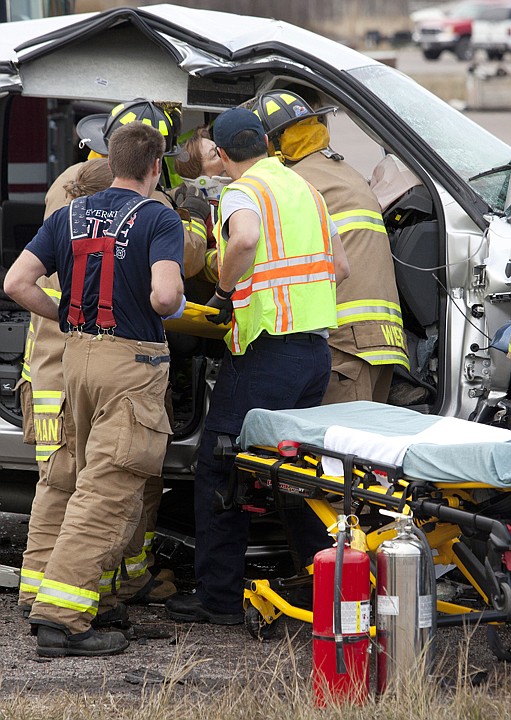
[{"left": 472, "top": 4, "right": 511, "bottom": 58}]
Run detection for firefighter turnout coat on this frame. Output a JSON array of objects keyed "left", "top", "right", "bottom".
[{"left": 291, "top": 151, "right": 409, "bottom": 402}]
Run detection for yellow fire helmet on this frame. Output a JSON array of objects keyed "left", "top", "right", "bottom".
[
  {"left": 77, "top": 98, "right": 181, "bottom": 156},
  {"left": 253, "top": 89, "right": 336, "bottom": 140}
]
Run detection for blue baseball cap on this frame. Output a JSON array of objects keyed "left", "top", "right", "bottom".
[{"left": 213, "top": 107, "right": 266, "bottom": 149}]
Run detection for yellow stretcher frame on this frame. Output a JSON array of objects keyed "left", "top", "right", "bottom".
[{"left": 234, "top": 445, "right": 511, "bottom": 641}]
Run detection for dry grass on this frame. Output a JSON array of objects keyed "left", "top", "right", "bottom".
[{"left": 1, "top": 627, "right": 511, "bottom": 720}]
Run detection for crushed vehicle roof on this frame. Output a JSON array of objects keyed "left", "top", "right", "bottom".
[{"left": 0, "top": 4, "right": 376, "bottom": 96}]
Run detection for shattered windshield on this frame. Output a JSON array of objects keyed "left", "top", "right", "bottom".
[{"left": 348, "top": 64, "right": 511, "bottom": 212}]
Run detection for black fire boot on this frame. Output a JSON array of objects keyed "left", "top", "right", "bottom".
[
  {"left": 36, "top": 623, "right": 129, "bottom": 657},
  {"left": 19, "top": 604, "right": 31, "bottom": 620},
  {"left": 20, "top": 604, "right": 39, "bottom": 636}
]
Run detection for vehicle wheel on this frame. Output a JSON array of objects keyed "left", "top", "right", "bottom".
[
  {"left": 422, "top": 48, "right": 441, "bottom": 60},
  {"left": 487, "top": 50, "right": 504, "bottom": 61},
  {"left": 487, "top": 624, "right": 511, "bottom": 661},
  {"left": 0, "top": 399, "right": 23, "bottom": 428},
  {"left": 245, "top": 605, "right": 280, "bottom": 641},
  {"left": 455, "top": 37, "right": 474, "bottom": 61}
]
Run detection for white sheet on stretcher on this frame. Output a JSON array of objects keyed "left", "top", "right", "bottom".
[
  {"left": 238, "top": 402, "right": 511, "bottom": 487},
  {"left": 322, "top": 417, "right": 511, "bottom": 477}
]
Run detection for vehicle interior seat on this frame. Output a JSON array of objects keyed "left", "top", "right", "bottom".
[
  {"left": 384, "top": 185, "right": 440, "bottom": 329},
  {"left": 0, "top": 200, "right": 45, "bottom": 268},
  {"left": 370, "top": 153, "right": 422, "bottom": 212}
]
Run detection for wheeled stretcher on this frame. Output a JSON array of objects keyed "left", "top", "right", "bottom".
[{"left": 221, "top": 401, "right": 511, "bottom": 652}]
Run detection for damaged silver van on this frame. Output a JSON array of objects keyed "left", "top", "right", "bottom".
[{"left": 0, "top": 4, "right": 510, "bottom": 547}]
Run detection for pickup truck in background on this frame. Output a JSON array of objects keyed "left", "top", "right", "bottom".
[
  {"left": 472, "top": 4, "right": 511, "bottom": 59},
  {"left": 415, "top": 0, "right": 509, "bottom": 60}
]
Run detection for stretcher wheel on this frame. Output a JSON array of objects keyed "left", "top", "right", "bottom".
[
  {"left": 245, "top": 605, "right": 280, "bottom": 641},
  {"left": 492, "top": 581, "right": 511, "bottom": 617},
  {"left": 487, "top": 625, "right": 511, "bottom": 662}
]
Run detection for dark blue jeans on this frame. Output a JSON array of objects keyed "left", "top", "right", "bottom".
[{"left": 194, "top": 333, "right": 331, "bottom": 614}]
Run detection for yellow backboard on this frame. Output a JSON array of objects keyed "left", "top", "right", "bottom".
[{"left": 163, "top": 301, "right": 230, "bottom": 340}]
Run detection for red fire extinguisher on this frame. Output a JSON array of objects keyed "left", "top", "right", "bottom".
[{"left": 312, "top": 516, "right": 371, "bottom": 706}]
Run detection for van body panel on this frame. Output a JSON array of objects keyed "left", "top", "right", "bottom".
[{"left": 0, "top": 4, "right": 510, "bottom": 548}]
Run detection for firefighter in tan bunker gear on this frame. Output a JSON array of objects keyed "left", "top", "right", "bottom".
[
  {"left": 18, "top": 162, "right": 174, "bottom": 621},
  {"left": 18, "top": 102, "right": 211, "bottom": 616},
  {"left": 17, "top": 160, "right": 140, "bottom": 624},
  {"left": 5, "top": 121, "right": 184, "bottom": 657},
  {"left": 254, "top": 90, "right": 409, "bottom": 403}
]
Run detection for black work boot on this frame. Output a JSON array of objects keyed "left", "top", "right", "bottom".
[
  {"left": 165, "top": 591, "right": 244, "bottom": 625},
  {"left": 36, "top": 624, "right": 129, "bottom": 657}
]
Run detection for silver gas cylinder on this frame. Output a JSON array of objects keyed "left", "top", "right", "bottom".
[{"left": 376, "top": 511, "right": 435, "bottom": 693}]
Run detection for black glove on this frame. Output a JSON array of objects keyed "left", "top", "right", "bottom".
[
  {"left": 205, "top": 285, "right": 233, "bottom": 325},
  {"left": 178, "top": 185, "right": 210, "bottom": 222}
]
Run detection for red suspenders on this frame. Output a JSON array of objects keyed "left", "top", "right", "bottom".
[
  {"left": 67, "top": 195, "right": 155, "bottom": 333},
  {"left": 68, "top": 235, "right": 116, "bottom": 330}
]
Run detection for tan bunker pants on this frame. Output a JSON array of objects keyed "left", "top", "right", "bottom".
[
  {"left": 29, "top": 333, "right": 171, "bottom": 634},
  {"left": 19, "top": 391, "right": 166, "bottom": 612}
]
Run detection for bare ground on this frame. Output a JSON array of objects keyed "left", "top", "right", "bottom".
[
  {"left": 0, "top": 512, "right": 510, "bottom": 706},
  {"left": 0, "top": 512, "right": 313, "bottom": 702}
]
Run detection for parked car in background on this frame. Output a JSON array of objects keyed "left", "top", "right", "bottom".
[
  {"left": 415, "top": 0, "right": 509, "bottom": 60},
  {"left": 472, "top": 4, "right": 511, "bottom": 59}
]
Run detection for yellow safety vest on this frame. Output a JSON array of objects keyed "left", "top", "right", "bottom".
[{"left": 217, "top": 157, "right": 337, "bottom": 355}]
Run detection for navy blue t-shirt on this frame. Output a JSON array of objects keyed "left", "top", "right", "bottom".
[{"left": 26, "top": 187, "right": 184, "bottom": 343}]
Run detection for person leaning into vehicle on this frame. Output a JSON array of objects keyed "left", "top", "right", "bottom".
[
  {"left": 88, "top": 103, "right": 210, "bottom": 597},
  {"left": 174, "top": 125, "right": 232, "bottom": 291},
  {"left": 4, "top": 121, "right": 184, "bottom": 657},
  {"left": 75, "top": 99, "right": 210, "bottom": 279},
  {"left": 165, "top": 107, "right": 349, "bottom": 625},
  {"left": 254, "top": 88, "right": 409, "bottom": 404},
  {"left": 76, "top": 102, "right": 208, "bottom": 599}
]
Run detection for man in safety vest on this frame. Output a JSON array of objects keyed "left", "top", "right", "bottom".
[
  {"left": 17, "top": 101, "right": 196, "bottom": 627},
  {"left": 5, "top": 121, "right": 184, "bottom": 657},
  {"left": 165, "top": 107, "right": 350, "bottom": 625},
  {"left": 253, "top": 89, "right": 409, "bottom": 404}
]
